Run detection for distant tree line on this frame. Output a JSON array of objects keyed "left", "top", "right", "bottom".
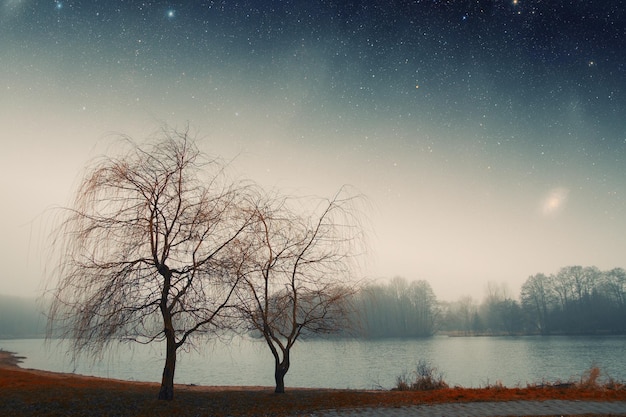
[
  {"left": 350, "top": 266, "right": 626, "bottom": 338},
  {"left": 4, "top": 266, "right": 624, "bottom": 343},
  {"left": 438, "top": 282, "right": 523, "bottom": 336},
  {"left": 353, "top": 277, "right": 438, "bottom": 338},
  {"left": 520, "top": 266, "right": 626, "bottom": 335},
  {"left": 437, "top": 266, "right": 626, "bottom": 336}
]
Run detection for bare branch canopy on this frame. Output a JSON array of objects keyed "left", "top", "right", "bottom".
[
  {"left": 46, "top": 128, "right": 258, "bottom": 400},
  {"left": 46, "top": 128, "right": 369, "bottom": 398}
]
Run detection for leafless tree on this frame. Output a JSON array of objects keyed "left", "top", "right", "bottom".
[
  {"left": 520, "top": 273, "right": 555, "bottom": 334},
  {"left": 601, "top": 267, "right": 626, "bottom": 309},
  {"left": 46, "top": 129, "right": 256, "bottom": 400},
  {"left": 232, "top": 188, "right": 367, "bottom": 393}
]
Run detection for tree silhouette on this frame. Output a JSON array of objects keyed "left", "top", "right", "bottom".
[
  {"left": 233, "top": 189, "right": 366, "bottom": 393},
  {"left": 46, "top": 129, "right": 256, "bottom": 400}
]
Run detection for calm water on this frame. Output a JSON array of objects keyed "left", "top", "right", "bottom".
[{"left": 2, "top": 335, "right": 625, "bottom": 389}]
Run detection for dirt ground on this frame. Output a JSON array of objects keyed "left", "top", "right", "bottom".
[{"left": 2, "top": 350, "right": 626, "bottom": 417}]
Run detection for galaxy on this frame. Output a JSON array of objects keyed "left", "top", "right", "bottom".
[{"left": 1, "top": 0, "right": 625, "bottom": 299}]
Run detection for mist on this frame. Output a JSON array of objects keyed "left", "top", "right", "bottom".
[
  {"left": 0, "top": 295, "right": 46, "bottom": 338},
  {"left": 1, "top": 1, "right": 625, "bottom": 301}
]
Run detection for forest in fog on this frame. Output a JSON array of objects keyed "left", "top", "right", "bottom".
[
  {"left": 2, "top": 265, "right": 625, "bottom": 339},
  {"left": 0, "top": 295, "right": 46, "bottom": 338},
  {"left": 356, "top": 266, "right": 626, "bottom": 337}
]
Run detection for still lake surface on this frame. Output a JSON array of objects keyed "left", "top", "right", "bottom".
[{"left": 2, "top": 335, "right": 625, "bottom": 389}]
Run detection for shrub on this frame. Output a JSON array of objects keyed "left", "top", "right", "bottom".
[
  {"left": 394, "top": 372, "right": 411, "bottom": 391},
  {"left": 578, "top": 366, "right": 601, "bottom": 389},
  {"left": 577, "top": 365, "right": 625, "bottom": 390},
  {"left": 394, "top": 360, "right": 449, "bottom": 391}
]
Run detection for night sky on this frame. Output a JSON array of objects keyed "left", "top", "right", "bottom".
[{"left": 1, "top": 0, "right": 625, "bottom": 300}]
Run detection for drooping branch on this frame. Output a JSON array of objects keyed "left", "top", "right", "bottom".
[{"left": 46, "top": 128, "right": 261, "bottom": 400}]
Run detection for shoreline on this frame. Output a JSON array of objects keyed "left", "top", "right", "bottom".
[
  {"left": 2, "top": 348, "right": 626, "bottom": 397},
  {"left": 2, "top": 350, "right": 626, "bottom": 417},
  {"left": 0, "top": 349, "right": 293, "bottom": 392},
  {"left": 0, "top": 349, "right": 25, "bottom": 368}
]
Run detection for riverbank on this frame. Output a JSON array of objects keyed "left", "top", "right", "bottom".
[
  {"left": 0, "top": 349, "right": 26, "bottom": 367},
  {"left": 2, "top": 350, "right": 626, "bottom": 416}
]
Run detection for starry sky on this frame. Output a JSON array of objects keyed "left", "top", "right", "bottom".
[{"left": 1, "top": 0, "right": 625, "bottom": 300}]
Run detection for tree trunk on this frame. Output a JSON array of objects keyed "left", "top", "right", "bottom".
[
  {"left": 158, "top": 330, "right": 177, "bottom": 400},
  {"left": 157, "top": 264, "right": 176, "bottom": 400},
  {"left": 274, "top": 351, "right": 290, "bottom": 394}
]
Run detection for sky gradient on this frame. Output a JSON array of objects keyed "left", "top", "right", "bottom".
[{"left": 1, "top": 0, "right": 625, "bottom": 300}]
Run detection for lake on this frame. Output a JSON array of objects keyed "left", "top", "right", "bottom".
[{"left": 1, "top": 335, "right": 625, "bottom": 389}]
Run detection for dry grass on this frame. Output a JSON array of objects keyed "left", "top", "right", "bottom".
[
  {"left": 2, "top": 366, "right": 626, "bottom": 417},
  {"left": 394, "top": 359, "right": 449, "bottom": 391},
  {"left": 2, "top": 351, "right": 626, "bottom": 417}
]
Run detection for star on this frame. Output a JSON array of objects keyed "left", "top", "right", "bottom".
[
  {"left": 55, "top": 1, "right": 63, "bottom": 10},
  {"left": 166, "top": 9, "right": 175, "bottom": 19}
]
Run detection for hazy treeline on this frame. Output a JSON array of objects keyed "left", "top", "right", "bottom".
[
  {"left": 438, "top": 266, "right": 626, "bottom": 336},
  {"left": 2, "top": 265, "right": 625, "bottom": 339},
  {"left": 438, "top": 282, "right": 523, "bottom": 336},
  {"left": 354, "top": 277, "right": 438, "bottom": 337},
  {"left": 520, "top": 266, "right": 626, "bottom": 334},
  {"left": 0, "top": 295, "right": 46, "bottom": 338},
  {"left": 350, "top": 265, "right": 626, "bottom": 338}
]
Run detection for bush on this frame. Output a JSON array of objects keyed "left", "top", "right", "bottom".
[
  {"left": 578, "top": 366, "right": 601, "bottom": 389},
  {"left": 577, "top": 365, "right": 625, "bottom": 390},
  {"left": 394, "top": 360, "right": 449, "bottom": 391}
]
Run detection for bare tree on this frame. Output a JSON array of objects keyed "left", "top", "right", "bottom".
[
  {"left": 601, "top": 267, "right": 626, "bottom": 309},
  {"left": 232, "top": 188, "right": 366, "bottom": 393},
  {"left": 520, "top": 273, "right": 555, "bottom": 334},
  {"left": 46, "top": 129, "right": 255, "bottom": 400}
]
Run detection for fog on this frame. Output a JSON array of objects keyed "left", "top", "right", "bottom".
[{"left": 1, "top": 1, "right": 625, "bottom": 301}]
